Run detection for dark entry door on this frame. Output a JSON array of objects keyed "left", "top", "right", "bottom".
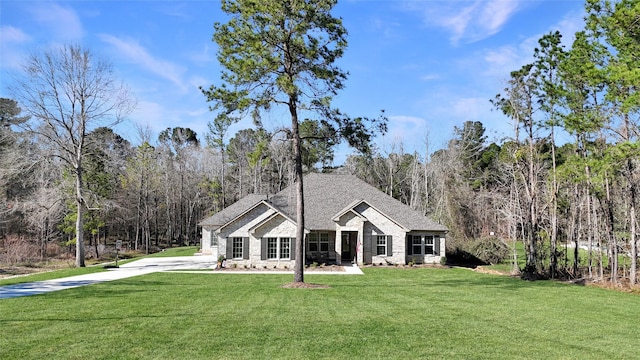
[{"left": 342, "top": 232, "right": 356, "bottom": 262}]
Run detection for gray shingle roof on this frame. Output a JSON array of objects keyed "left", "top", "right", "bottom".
[
  {"left": 198, "top": 194, "right": 267, "bottom": 228},
  {"left": 269, "top": 173, "right": 447, "bottom": 232},
  {"left": 199, "top": 174, "right": 448, "bottom": 232}
]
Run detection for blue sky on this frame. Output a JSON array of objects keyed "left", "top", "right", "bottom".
[{"left": 1, "top": 0, "right": 586, "bottom": 164}]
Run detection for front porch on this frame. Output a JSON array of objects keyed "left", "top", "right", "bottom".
[{"left": 305, "top": 231, "right": 358, "bottom": 265}]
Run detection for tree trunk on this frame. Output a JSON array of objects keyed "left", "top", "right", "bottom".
[
  {"left": 290, "top": 101, "right": 305, "bottom": 284},
  {"left": 628, "top": 161, "right": 637, "bottom": 285},
  {"left": 605, "top": 174, "right": 618, "bottom": 283},
  {"left": 550, "top": 126, "right": 558, "bottom": 279},
  {"left": 75, "top": 164, "right": 85, "bottom": 267}
]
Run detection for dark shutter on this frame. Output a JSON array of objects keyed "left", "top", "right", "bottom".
[
  {"left": 434, "top": 235, "right": 440, "bottom": 254},
  {"left": 290, "top": 238, "right": 296, "bottom": 260},
  {"left": 387, "top": 235, "right": 393, "bottom": 257},
  {"left": 261, "top": 238, "right": 267, "bottom": 260},
  {"left": 226, "top": 238, "right": 232, "bottom": 259},
  {"left": 243, "top": 237, "right": 250, "bottom": 259},
  {"left": 406, "top": 234, "right": 412, "bottom": 256}
]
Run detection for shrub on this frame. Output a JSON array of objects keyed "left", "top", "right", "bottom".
[
  {"left": 467, "top": 237, "right": 509, "bottom": 265},
  {"left": 2, "top": 235, "right": 40, "bottom": 264}
]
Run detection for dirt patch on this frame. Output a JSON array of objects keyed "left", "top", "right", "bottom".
[
  {"left": 280, "top": 282, "right": 331, "bottom": 289},
  {"left": 473, "top": 266, "right": 509, "bottom": 276},
  {"left": 583, "top": 279, "right": 640, "bottom": 294},
  {"left": 0, "top": 263, "right": 71, "bottom": 279}
]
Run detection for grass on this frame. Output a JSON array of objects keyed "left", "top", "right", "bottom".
[
  {"left": 1, "top": 267, "right": 638, "bottom": 359},
  {"left": 0, "top": 246, "right": 198, "bottom": 286},
  {"left": 145, "top": 246, "right": 199, "bottom": 257}
]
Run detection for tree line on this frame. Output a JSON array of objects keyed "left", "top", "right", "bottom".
[{"left": 1, "top": 0, "right": 638, "bottom": 286}]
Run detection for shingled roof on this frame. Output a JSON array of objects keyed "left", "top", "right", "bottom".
[
  {"left": 200, "top": 173, "right": 447, "bottom": 232},
  {"left": 198, "top": 194, "right": 267, "bottom": 227}
]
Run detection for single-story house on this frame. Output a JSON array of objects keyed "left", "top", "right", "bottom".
[{"left": 199, "top": 173, "right": 448, "bottom": 267}]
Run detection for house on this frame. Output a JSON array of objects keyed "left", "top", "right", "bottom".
[{"left": 199, "top": 173, "right": 448, "bottom": 267}]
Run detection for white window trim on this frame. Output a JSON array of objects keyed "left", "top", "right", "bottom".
[
  {"left": 376, "top": 235, "right": 389, "bottom": 256},
  {"left": 232, "top": 237, "right": 243, "bottom": 259},
  {"left": 412, "top": 235, "right": 436, "bottom": 256},
  {"left": 265, "top": 236, "right": 291, "bottom": 260}
]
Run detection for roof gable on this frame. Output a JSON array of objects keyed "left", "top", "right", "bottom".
[
  {"left": 199, "top": 174, "right": 448, "bottom": 233},
  {"left": 270, "top": 173, "right": 448, "bottom": 232},
  {"left": 332, "top": 199, "right": 409, "bottom": 231},
  {"left": 198, "top": 194, "right": 267, "bottom": 228}
]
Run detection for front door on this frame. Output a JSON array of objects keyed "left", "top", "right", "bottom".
[{"left": 341, "top": 232, "right": 357, "bottom": 262}]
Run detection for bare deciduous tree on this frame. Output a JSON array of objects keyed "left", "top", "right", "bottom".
[{"left": 10, "top": 45, "right": 135, "bottom": 267}]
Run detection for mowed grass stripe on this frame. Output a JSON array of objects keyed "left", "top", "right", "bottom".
[{"left": 0, "top": 268, "right": 637, "bottom": 359}]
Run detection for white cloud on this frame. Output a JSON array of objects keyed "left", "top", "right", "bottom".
[
  {"left": 554, "top": 10, "right": 586, "bottom": 45},
  {"left": 0, "top": 26, "right": 32, "bottom": 70},
  {"left": 188, "top": 43, "right": 215, "bottom": 64},
  {"left": 477, "top": 9, "right": 585, "bottom": 84},
  {"left": 368, "top": 16, "right": 402, "bottom": 39},
  {"left": 384, "top": 115, "right": 428, "bottom": 145},
  {"left": 98, "top": 34, "right": 188, "bottom": 92},
  {"left": 451, "top": 97, "right": 488, "bottom": 119},
  {"left": 29, "top": 3, "right": 83, "bottom": 41},
  {"left": 420, "top": 74, "right": 440, "bottom": 81},
  {"left": 410, "top": 0, "right": 524, "bottom": 45},
  {"left": 188, "top": 75, "right": 210, "bottom": 91},
  {"left": 480, "top": 0, "right": 520, "bottom": 36},
  {"left": 131, "top": 100, "right": 165, "bottom": 127},
  {"left": 0, "top": 26, "right": 31, "bottom": 44}
]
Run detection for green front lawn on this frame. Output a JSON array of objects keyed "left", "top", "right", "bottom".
[{"left": 1, "top": 268, "right": 637, "bottom": 359}]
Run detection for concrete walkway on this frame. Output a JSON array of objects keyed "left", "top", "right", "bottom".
[{"left": 0, "top": 256, "right": 362, "bottom": 299}]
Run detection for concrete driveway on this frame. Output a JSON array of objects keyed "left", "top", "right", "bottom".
[
  {"left": 0, "top": 255, "right": 216, "bottom": 299},
  {"left": 0, "top": 255, "right": 363, "bottom": 299}
]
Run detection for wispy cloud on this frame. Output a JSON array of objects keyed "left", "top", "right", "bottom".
[
  {"left": 0, "top": 26, "right": 31, "bottom": 44},
  {"left": 0, "top": 26, "right": 31, "bottom": 70},
  {"left": 480, "top": 9, "right": 585, "bottom": 79},
  {"left": 98, "top": 34, "right": 188, "bottom": 92},
  {"left": 187, "top": 43, "right": 215, "bottom": 64},
  {"left": 29, "top": 3, "right": 83, "bottom": 41},
  {"left": 410, "top": 0, "right": 524, "bottom": 45},
  {"left": 368, "top": 16, "right": 403, "bottom": 40},
  {"left": 420, "top": 74, "right": 440, "bottom": 81},
  {"left": 451, "top": 97, "right": 488, "bottom": 119},
  {"left": 383, "top": 115, "right": 429, "bottom": 147}
]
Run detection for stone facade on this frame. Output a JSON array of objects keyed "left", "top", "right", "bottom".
[
  {"left": 199, "top": 174, "right": 448, "bottom": 267},
  {"left": 204, "top": 201, "right": 445, "bottom": 267}
]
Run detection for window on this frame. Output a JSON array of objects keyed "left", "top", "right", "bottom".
[
  {"left": 264, "top": 237, "right": 290, "bottom": 260},
  {"left": 409, "top": 235, "right": 438, "bottom": 255},
  {"left": 412, "top": 235, "right": 422, "bottom": 255},
  {"left": 308, "top": 233, "right": 318, "bottom": 252},
  {"left": 425, "top": 236, "right": 434, "bottom": 255},
  {"left": 232, "top": 237, "right": 243, "bottom": 259},
  {"left": 210, "top": 232, "right": 218, "bottom": 246},
  {"left": 376, "top": 235, "right": 388, "bottom": 256},
  {"left": 320, "top": 233, "right": 329, "bottom": 252},
  {"left": 267, "top": 237, "right": 278, "bottom": 259},
  {"left": 280, "top": 237, "right": 290, "bottom": 259},
  {"left": 308, "top": 233, "right": 329, "bottom": 252}
]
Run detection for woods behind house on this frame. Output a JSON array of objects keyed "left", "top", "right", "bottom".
[{"left": 1, "top": 0, "right": 639, "bottom": 286}]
